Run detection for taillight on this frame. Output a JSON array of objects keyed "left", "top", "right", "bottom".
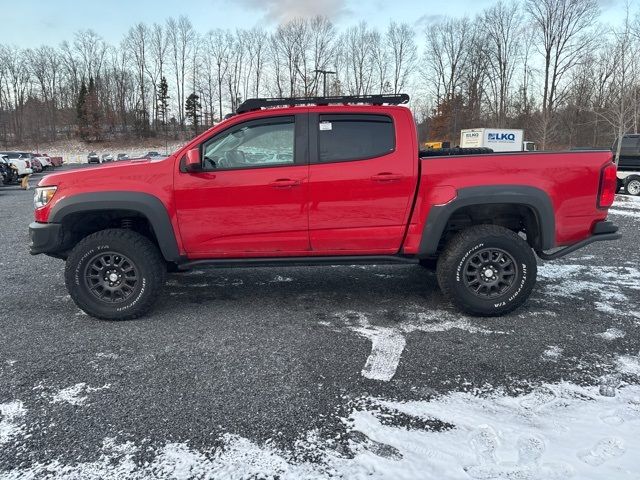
[{"left": 598, "top": 163, "right": 617, "bottom": 209}]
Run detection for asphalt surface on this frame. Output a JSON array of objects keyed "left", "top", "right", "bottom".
[{"left": 0, "top": 165, "right": 639, "bottom": 476}]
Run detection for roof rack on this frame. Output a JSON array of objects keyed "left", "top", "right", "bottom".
[{"left": 236, "top": 94, "right": 410, "bottom": 114}]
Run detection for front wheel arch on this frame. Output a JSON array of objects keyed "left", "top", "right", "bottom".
[{"left": 49, "top": 192, "right": 181, "bottom": 262}]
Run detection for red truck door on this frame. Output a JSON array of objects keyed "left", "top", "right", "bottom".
[
  {"left": 173, "top": 114, "right": 310, "bottom": 256},
  {"left": 308, "top": 112, "right": 416, "bottom": 253}
]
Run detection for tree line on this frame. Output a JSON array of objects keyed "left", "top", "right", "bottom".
[{"left": 0, "top": 0, "right": 638, "bottom": 151}]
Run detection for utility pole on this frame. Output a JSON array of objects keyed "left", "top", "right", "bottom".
[{"left": 314, "top": 69, "right": 337, "bottom": 97}]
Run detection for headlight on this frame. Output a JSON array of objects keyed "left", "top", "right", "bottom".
[{"left": 34, "top": 186, "right": 57, "bottom": 209}]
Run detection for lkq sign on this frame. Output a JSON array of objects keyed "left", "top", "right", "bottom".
[{"left": 488, "top": 132, "right": 516, "bottom": 142}]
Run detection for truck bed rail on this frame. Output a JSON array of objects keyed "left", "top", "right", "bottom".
[{"left": 419, "top": 147, "right": 494, "bottom": 157}]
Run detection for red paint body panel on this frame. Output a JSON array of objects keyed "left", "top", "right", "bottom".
[
  {"left": 402, "top": 151, "right": 612, "bottom": 254},
  {"left": 307, "top": 106, "right": 417, "bottom": 252},
  {"left": 35, "top": 104, "right": 615, "bottom": 260},
  {"left": 174, "top": 165, "right": 310, "bottom": 255}
]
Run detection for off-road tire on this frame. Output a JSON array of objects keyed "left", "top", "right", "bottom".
[
  {"left": 623, "top": 176, "right": 640, "bottom": 196},
  {"left": 436, "top": 225, "right": 537, "bottom": 316},
  {"left": 65, "top": 229, "right": 166, "bottom": 320}
]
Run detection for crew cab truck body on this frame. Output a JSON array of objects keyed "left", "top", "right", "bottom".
[{"left": 29, "top": 94, "right": 621, "bottom": 320}]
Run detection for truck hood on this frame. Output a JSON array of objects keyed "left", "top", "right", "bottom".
[{"left": 38, "top": 156, "right": 172, "bottom": 188}]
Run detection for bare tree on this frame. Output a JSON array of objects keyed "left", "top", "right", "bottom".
[
  {"left": 124, "top": 23, "right": 150, "bottom": 133},
  {"left": 273, "top": 20, "right": 305, "bottom": 97},
  {"left": 370, "top": 31, "right": 389, "bottom": 93},
  {"left": 27, "top": 46, "right": 61, "bottom": 140},
  {"left": 0, "top": 46, "right": 30, "bottom": 141},
  {"left": 344, "top": 22, "right": 375, "bottom": 95},
  {"left": 248, "top": 27, "right": 268, "bottom": 98},
  {"left": 167, "top": 16, "right": 194, "bottom": 127},
  {"left": 422, "top": 17, "right": 471, "bottom": 102},
  {"left": 483, "top": 1, "right": 522, "bottom": 126},
  {"left": 148, "top": 23, "right": 169, "bottom": 129},
  {"left": 386, "top": 22, "right": 417, "bottom": 94},
  {"left": 462, "top": 20, "right": 489, "bottom": 126},
  {"left": 592, "top": 5, "right": 638, "bottom": 164},
  {"left": 525, "top": 0, "right": 600, "bottom": 148}
]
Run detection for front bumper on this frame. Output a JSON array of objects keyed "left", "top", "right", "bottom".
[
  {"left": 536, "top": 220, "right": 621, "bottom": 260},
  {"left": 29, "top": 222, "right": 64, "bottom": 255}
]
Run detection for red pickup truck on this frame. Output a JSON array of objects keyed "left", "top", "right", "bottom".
[{"left": 29, "top": 94, "right": 620, "bottom": 320}]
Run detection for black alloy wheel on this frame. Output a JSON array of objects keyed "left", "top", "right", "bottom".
[
  {"left": 84, "top": 251, "right": 139, "bottom": 303},
  {"left": 461, "top": 248, "right": 518, "bottom": 299}
]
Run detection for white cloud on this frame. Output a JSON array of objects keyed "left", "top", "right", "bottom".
[{"left": 237, "top": 0, "right": 350, "bottom": 23}]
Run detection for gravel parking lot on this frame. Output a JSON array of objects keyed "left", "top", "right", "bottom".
[{"left": 1, "top": 166, "right": 639, "bottom": 479}]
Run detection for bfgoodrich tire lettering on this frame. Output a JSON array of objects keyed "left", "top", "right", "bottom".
[
  {"left": 436, "top": 225, "right": 537, "bottom": 316},
  {"left": 65, "top": 229, "right": 166, "bottom": 320}
]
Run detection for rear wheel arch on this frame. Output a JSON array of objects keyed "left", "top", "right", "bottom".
[
  {"left": 417, "top": 185, "right": 555, "bottom": 257},
  {"left": 49, "top": 192, "right": 181, "bottom": 262}
]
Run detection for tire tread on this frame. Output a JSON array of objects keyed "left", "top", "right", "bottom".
[
  {"left": 65, "top": 229, "right": 166, "bottom": 320},
  {"left": 436, "top": 225, "right": 537, "bottom": 316}
]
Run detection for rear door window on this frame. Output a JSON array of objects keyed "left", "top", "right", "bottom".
[{"left": 317, "top": 114, "right": 395, "bottom": 163}]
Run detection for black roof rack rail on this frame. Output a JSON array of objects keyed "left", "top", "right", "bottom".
[{"left": 236, "top": 94, "right": 410, "bottom": 114}]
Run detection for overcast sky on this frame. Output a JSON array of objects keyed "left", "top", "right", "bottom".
[{"left": 0, "top": 0, "right": 629, "bottom": 48}]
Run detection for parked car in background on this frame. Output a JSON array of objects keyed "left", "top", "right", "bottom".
[
  {"left": 87, "top": 152, "right": 100, "bottom": 164},
  {"left": 613, "top": 134, "right": 640, "bottom": 196},
  {"left": 101, "top": 153, "right": 114, "bottom": 162},
  {"left": 0, "top": 154, "right": 18, "bottom": 185},
  {"left": 116, "top": 153, "right": 129, "bottom": 161},
  {"left": 34, "top": 154, "right": 53, "bottom": 170},
  {"left": 30, "top": 157, "right": 43, "bottom": 173},
  {"left": 145, "top": 151, "right": 162, "bottom": 158},
  {"left": 0, "top": 152, "right": 33, "bottom": 178},
  {"left": 48, "top": 155, "right": 64, "bottom": 167}
]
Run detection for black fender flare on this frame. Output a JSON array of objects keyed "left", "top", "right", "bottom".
[
  {"left": 417, "top": 185, "right": 555, "bottom": 256},
  {"left": 48, "top": 191, "right": 181, "bottom": 262}
]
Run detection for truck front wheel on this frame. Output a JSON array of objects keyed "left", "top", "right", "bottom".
[
  {"left": 65, "top": 229, "right": 166, "bottom": 320},
  {"left": 436, "top": 225, "right": 537, "bottom": 316}
]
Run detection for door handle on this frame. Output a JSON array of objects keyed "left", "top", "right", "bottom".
[
  {"left": 269, "top": 178, "right": 301, "bottom": 188},
  {"left": 371, "top": 173, "right": 404, "bottom": 182}
]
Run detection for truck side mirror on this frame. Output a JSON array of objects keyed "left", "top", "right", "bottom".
[{"left": 183, "top": 148, "right": 202, "bottom": 172}]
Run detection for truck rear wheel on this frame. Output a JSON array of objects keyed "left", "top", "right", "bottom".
[
  {"left": 623, "top": 176, "right": 640, "bottom": 196},
  {"left": 436, "top": 225, "right": 537, "bottom": 316},
  {"left": 65, "top": 229, "right": 166, "bottom": 320}
]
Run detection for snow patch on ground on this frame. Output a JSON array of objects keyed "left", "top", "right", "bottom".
[
  {"left": 271, "top": 275, "right": 293, "bottom": 282},
  {"left": 614, "top": 194, "right": 640, "bottom": 206},
  {"left": 5, "top": 382, "right": 640, "bottom": 479},
  {"left": 616, "top": 354, "right": 640, "bottom": 377},
  {"left": 608, "top": 208, "right": 640, "bottom": 219},
  {"left": 51, "top": 383, "right": 111, "bottom": 406},
  {"left": 334, "top": 310, "right": 505, "bottom": 381},
  {"left": 596, "top": 328, "right": 626, "bottom": 341},
  {"left": 95, "top": 352, "right": 120, "bottom": 360},
  {"left": 0, "top": 401, "right": 26, "bottom": 445},
  {"left": 537, "top": 263, "right": 640, "bottom": 315},
  {"left": 542, "top": 346, "right": 563, "bottom": 360}
]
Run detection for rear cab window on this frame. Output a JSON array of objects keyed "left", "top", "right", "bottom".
[{"left": 316, "top": 114, "right": 395, "bottom": 163}]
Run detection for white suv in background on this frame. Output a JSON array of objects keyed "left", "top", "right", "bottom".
[{"left": 0, "top": 152, "right": 34, "bottom": 177}]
